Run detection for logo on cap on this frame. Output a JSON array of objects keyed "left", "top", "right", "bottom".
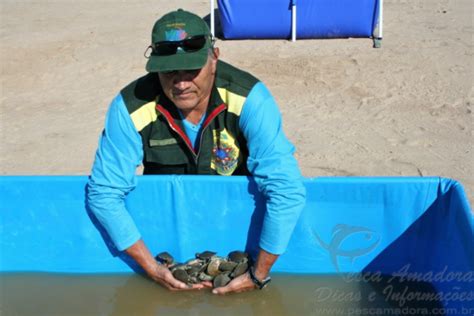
[{"left": 165, "top": 29, "right": 188, "bottom": 41}]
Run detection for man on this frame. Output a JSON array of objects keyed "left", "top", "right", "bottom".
[{"left": 87, "top": 9, "right": 306, "bottom": 294}]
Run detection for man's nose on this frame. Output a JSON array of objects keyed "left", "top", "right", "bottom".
[{"left": 173, "top": 70, "right": 195, "bottom": 84}]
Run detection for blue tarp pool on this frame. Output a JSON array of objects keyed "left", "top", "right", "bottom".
[
  {"left": 0, "top": 176, "right": 472, "bottom": 311},
  {"left": 217, "top": 0, "right": 381, "bottom": 39}
]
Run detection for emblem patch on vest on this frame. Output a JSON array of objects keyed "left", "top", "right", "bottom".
[{"left": 211, "top": 129, "right": 240, "bottom": 176}]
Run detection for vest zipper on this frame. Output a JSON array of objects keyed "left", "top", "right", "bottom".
[
  {"left": 195, "top": 104, "right": 227, "bottom": 161},
  {"left": 156, "top": 104, "right": 196, "bottom": 160},
  {"left": 156, "top": 103, "right": 227, "bottom": 166}
]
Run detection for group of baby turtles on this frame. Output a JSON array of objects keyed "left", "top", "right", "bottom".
[{"left": 155, "top": 250, "right": 251, "bottom": 288}]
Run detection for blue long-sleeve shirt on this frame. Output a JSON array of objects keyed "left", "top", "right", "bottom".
[{"left": 87, "top": 81, "right": 306, "bottom": 254}]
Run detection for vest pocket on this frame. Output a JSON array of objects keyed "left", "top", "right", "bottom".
[
  {"left": 144, "top": 139, "right": 189, "bottom": 174},
  {"left": 149, "top": 138, "right": 179, "bottom": 147}
]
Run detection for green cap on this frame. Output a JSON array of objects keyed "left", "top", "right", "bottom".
[{"left": 146, "top": 9, "right": 212, "bottom": 73}]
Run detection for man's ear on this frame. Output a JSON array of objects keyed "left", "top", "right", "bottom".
[
  {"left": 210, "top": 47, "right": 220, "bottom": 74},
  {"left": 212, "top": 47, "right": 220, "bottom": 60}
]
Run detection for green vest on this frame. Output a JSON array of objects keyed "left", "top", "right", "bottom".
[{"left": 120, "top": 60, "right": 259, "bottom": 175}]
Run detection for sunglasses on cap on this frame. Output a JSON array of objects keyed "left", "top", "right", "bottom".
[{"left": 145, "top": 35, "right": 211, "bottom": 57}]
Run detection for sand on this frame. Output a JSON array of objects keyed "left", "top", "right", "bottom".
[{"left": 0, "top": 0, "right": 472, "bottom": 205}]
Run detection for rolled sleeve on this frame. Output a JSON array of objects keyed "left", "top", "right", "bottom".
[
  {"left": 240, "top": 82, "right": 306, "bottom": 255},
  {"left": 87, "top": 94, "right": 144, "bottom": 251}
]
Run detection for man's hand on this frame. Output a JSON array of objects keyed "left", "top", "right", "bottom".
[
  {"left": 212, "top": 271, "right": 256, "bottom": 294},
  {"left": 212, "top": 248, "right": 278, "bottom": 295},
  {"left": 148, "top": 263, "right": 210, "bottom": 291},
  {"left": 125, "top": 239, "right": 211, "bottom": 291}
]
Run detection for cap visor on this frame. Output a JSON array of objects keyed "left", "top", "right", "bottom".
[{"left": 146, "top": 49, "right": 208, "bottom": 73}]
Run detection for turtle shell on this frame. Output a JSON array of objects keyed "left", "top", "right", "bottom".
[
  {"left": 195, "top": 251, "right": 217, "bottom": 261},
  {"left": 230, "top": 261, "right": 249, "bottom": 278},
  {"left": 198, "top": 272, "right": 214, "bottom": 282},
  {"left": 207, "top": 257, "right": 223, "bottom": 276},
  {"left": 213, "top": 273, "right": 231, "bottom": 288},
  {"left": 173, "top": 269, "right": 190, "bottom": 284},
  {"left": 228, "top": 251, "right": 249, "bottom": 263},
  {"left": 155, "top": 251, "right": 174, "bottom": 265},
  {"left": 219, "top": 261, "right": 238, "bottom": 272}
]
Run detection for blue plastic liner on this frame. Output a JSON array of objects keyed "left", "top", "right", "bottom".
[
  {"left": 217, "top": 0, "right": 380, "bottom": 39},
  {"left": 1, "top": 176, "right": 472, "bottom": 310}
]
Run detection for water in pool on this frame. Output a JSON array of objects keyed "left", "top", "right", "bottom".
[{"left": 0, "top": 273, "right": 447, "bottom": 316}]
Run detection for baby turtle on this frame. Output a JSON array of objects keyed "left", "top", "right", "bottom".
[
  {"left": 186, "top": 265, "right": 202, "bottom": 278},
  {"left": 213, "top": 273, "right": 232, "bottom": 288},
  {"left": 189, "top": 275, "right": 200, "bottom": 284},
  {"left": 155, "top": 251, "right": 174, "bottom": 266},
  {"left": 195, "top": 251, "right": 217, "bottom": 261},
  {"left": 228, "top": 251, "right": 249, "bottom": 263},
  {"left": 198, "top": 272, "right": 214, "bottom": 282},
  {"left": 219, "top": 261, "right": 238, "bottom": 272},
  {"left": 230, "top": 261, "right": 249, "bottom": 278},
  {"left": 170, "top": 263, "right": 186, "bottom": 272},
  {"left": 185, "top": 258, "right": 205, "bottom": 266},
  {"left": 185, "top": 259, "right": 205, "bottom": 271},
  {"left": 207, "top": 257, "right": 224, "bottom": 276},
  {"left": 173, "top": 269, "right": 190, "bottom": 284}
]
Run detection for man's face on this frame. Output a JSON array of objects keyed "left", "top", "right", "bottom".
[{"left": 158, "top": 49, "right": 219, "bottom": 114}]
